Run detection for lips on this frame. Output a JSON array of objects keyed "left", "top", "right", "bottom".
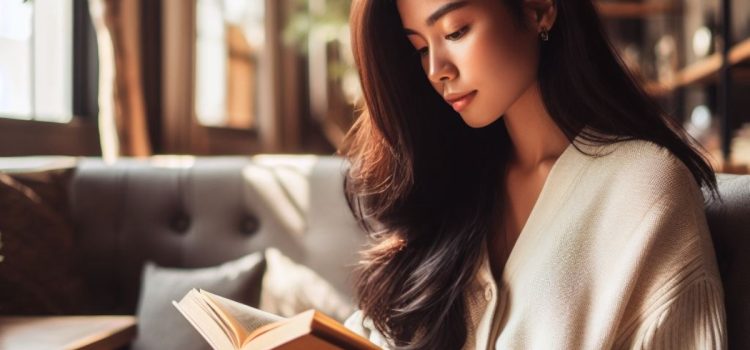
[{"left": 444, "top": 90, "right": 477, "bottom": 112}]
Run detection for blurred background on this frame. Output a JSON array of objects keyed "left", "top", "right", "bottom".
[{"left": 0, "top": 0, "right": 748, "bottom": 173}]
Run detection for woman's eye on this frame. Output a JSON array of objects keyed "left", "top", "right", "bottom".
[
  {"left": 413, "top": 25, "right": 469, "bottom": 57},
  {"left": 445, "top": 25, "right": 469, "bottom": 40}
]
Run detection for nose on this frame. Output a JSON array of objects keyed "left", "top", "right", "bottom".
[{"left": 427, "top": 48, "right": 457, "bottom": 84}]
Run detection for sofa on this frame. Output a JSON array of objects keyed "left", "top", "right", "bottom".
[
  {"left": 0, "top": 155, "right": 748, "bottom": 349},
  {"left": 0, "top": 155, "right": 368, "bottom": 349}
]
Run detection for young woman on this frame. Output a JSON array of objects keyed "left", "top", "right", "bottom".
[{"left": 338, "top": 0, "right": 727, "bottom": 349}]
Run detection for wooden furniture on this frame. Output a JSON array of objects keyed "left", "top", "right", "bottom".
[
  {"left": 600, "top": 0, "right": 749, "bottom": 172},
  {"left": 645, "top": 38, "right": 750, "bottom": 96},
  {"left": 596, "top": 1, "right": 680, "bottom": 19},
  {"left": 0, "top": 316, "right": 136, "bottom": 350}
]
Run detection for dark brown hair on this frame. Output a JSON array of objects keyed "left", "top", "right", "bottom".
[{"left": 339, "top": 0, "right": 719, "bottom": 348}]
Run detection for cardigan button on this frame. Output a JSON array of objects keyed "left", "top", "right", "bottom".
[{"left": 484, "top": 286, "right": 493, "bottom": 301}]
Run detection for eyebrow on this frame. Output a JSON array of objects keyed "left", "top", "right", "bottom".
[{"left": 403, "top": 1, "right": 469, "bottom": 36}]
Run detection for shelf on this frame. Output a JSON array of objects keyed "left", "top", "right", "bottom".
[
  {"left": 644, "top": 37, "right": 750, "bottom": 96},
  {"left": 596, "top": 1, "right": 680, "bottom": 19}
]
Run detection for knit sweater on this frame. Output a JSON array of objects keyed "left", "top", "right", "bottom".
[{"left": 343, "top": 133, "right": 727, "bottom": 349}]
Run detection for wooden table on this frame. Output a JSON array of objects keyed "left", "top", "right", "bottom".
[{"left": 0, "top": 316, "right": 136, "bottom": 350}]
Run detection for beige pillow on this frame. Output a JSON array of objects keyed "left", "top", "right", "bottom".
[{"left": 260, "top": 247, "right": 354, "bottom": 322}]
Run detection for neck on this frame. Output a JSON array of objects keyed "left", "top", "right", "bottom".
[{"left": 503, "top": 82, "right": 569, "bottom": 170}]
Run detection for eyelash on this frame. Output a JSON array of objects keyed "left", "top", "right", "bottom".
[
  {"left": 446, "top": 25, "right": 470, "bottom": 40},
  {"left": 417, "top": 25, "right": 470, "bottom": 57}
]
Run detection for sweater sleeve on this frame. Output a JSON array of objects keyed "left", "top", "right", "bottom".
[
  {"left": 344, "top": 309, "right": 393, "bottom": 349},
  {"left": 613, "top": 150, "right": 728, "bottom": 350},
  {"left": 624, "top": 276, "right": 727, "bottom": 349}
]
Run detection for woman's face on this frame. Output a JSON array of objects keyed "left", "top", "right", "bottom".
[{"left": 397, "top": 0, "right": 539, "bottom": 128}]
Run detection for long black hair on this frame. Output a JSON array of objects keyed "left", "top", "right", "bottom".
[{"left": 339, "top": 0, "right": 719, "bottom": 349}]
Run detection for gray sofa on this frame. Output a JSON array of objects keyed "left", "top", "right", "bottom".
[
  {"left": 68, "top": 155, "right": 367, "bottom": 313},
  {"left": 1, "top": 155, "right": 749, "bottom": 348}
]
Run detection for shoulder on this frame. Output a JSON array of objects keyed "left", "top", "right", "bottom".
[
  {"left": 567, "top": 137, "right": 708, "bottom": 230},
  {"left": 590, "top": 138, "right": 686, "bottom": 174},
  {"left": 581, "top": 138, "right": 700, "bottom": 198},
  {"left": 590, "top": 140, "right": 718, "bottom": 281}
]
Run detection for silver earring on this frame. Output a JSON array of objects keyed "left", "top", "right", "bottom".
[{"left": 540, "top": 27, "right": 550, "bottom": 41}]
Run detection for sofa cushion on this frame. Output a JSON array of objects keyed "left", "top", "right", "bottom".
[
  {"left": 260, "top": 247, "right": 354, "bottom": 322},
  {"left": 0, "top": 172, "right": 89, "bottom": 315},
  {"left": 131, "top": 251, "right": 266, "bottom": 350}
]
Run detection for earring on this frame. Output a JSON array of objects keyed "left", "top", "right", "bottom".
[{"left": 540, "top": 27, "right": 550, "bottom": 41}]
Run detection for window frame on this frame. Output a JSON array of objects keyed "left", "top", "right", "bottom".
[{"left": 0, "top": 0, "right": 100, "bottom": 156}]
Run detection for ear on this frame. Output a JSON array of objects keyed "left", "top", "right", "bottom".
[{"left": 523, "top": 0, "right": 557, "bottom": 34}]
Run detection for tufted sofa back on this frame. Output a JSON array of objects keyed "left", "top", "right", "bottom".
[
  {"left": 703, "top": 174, "right": 750, "bottom": 349},
  {"left": 68, "top": 155, "right": 368, "bottom": 314}
]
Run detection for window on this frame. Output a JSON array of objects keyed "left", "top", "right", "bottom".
[
  {"left": 195, "top": 0, "right": 266, "bottom": 129},
  {"left": 0, "top": 0, "right": 75, "bottom": 123}
]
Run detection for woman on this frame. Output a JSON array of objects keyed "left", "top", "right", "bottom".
[{"left": 338, "top": 0, "right": 727, "bottom": 349}]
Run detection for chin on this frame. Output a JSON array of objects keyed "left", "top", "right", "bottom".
[{"left": 459, "top": 112, "right": 502, "bottom": 129}]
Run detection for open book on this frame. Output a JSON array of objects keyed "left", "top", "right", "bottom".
[{"left": 173, "top": 289, "right": 381, "bottom": 350}]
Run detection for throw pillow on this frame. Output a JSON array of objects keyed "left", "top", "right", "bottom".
[
  {"left": 260, "top": 247, "right": 354, "bottom": 322},
  {"left": 6, "top": 166, "right": 75, "bottom": 219},
  {"left": 131, "top": 251, "right": 266, "bottom": 350},
  {"left": 0, "top": 172, "right": 89, "bottom": 315}
]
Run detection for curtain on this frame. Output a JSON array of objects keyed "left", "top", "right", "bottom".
[{"left": 89, "top": 0, "right": 151, "bottom": 160}]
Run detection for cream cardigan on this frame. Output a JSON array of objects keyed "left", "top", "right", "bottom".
[{"left": 344, "top": 134, "right": 727, "bottom": 349}]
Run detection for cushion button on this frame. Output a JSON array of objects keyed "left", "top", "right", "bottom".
[
  {"left": 240, "top": 216, "right": 260, "bottom": 235},
  {"left": 171, "top": 214, "right": 190, "bottom": 233}
]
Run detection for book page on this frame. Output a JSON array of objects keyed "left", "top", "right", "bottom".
[
  {"left": 172, "top": 296, "right": 235, "bottom": 350},
  {"left": 194, "top": 293, "right": 240, "bottom": 347},
  {"left": 200, "top": 290, "right": 285, "bottom": 343},
  {"left": 239, "top": 310, "right": 319, "bottom": 350}
]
